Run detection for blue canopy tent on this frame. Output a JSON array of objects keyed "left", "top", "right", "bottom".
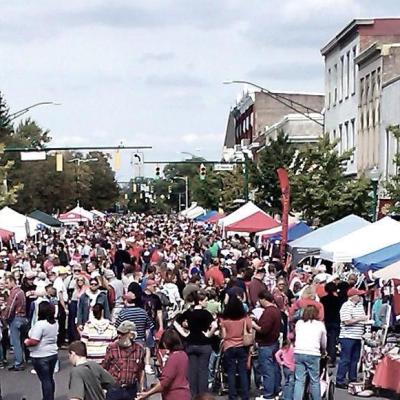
[
  {"left": 353, "top": 242, "right": 400, "bottom": 273},
  {"left": 195, "top": 210, "right": 218, "bottom": 222},
  {"left": 269, "top": 222, "right": 312, "bottom": 242},
  {"left": 288, "top": 214, "right": 370, "bottom": 265}
]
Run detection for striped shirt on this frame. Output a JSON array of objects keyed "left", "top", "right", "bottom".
[
  {"left": 339, "top": 300, "right": 366, "bottom": 340},
  {"left": 81, "top": 319, "right": 118, "bottom": 363},
  {"left": 115, "top": 306, "right": 154, "bottom": 341}
]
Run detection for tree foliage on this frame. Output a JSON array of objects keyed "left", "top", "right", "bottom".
[
  {"left": 290, "top": 135, "right": 372, "bottom": 225},
  {"left": 385, "top": 125, "right": 400, "bottom": 213},
  {"left": 250, "top": 131, "right": 297, "bottom": 215}
]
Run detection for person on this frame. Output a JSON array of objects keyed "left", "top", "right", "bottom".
[
  {"left": 252, "top": 290, "right": 281, "bottom": 400},
  {"left": 115, "top": 285, "right": 154, "bottom": 344},
  {"left": 275, "top": 339, "right": 295, "bottom": 400},
  {"left": 320, "top": 281, "right": 342, "bottom": 365},
  {"left": 220, "top": 294, "right": 251, "bottom": 400},
  {"left": 81, "top": 303, "right": 117, "bottom": 363},
  {"left": 181, "top": 290, "right": 216, "bottom": 397},
  {"left": 204, "top": 259, "right": 224, "bottom": 289},
  {"left": 77, "top": 277, "right": 110, "bottom": 330},
  {"left": 102, "top": 321, "right": 145, "bottom": 400},
  {"left": 272, "top": 278, "right": 289, "bottom": 337},
  {"left": 68, "top": 340, "right": 115, "bottom": 400},
  {"left": 248, "top": 268, "right": 267, "bottom": 309},
  {"left": 137, "top": 329, "right": 191, "bottom": 400},
  {"left": 104, "top": 269, "right": 124, "bottom": 322},
  {"left": 293, "top": 305, "right": 327, "bottom": 400},
  {"left": 24, "top": 302, "right": 59, "bottom": 400},
  {"left": 68, "top": 273, "right": 88, "bottom": 343},
  {"left": 336, "top": 287, "right": 367, "bottom": 389},
  {"left": 3, "top": 275, "right": 27, "bottom": 370}
]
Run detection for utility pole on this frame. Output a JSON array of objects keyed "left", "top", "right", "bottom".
[
  {"left": 174, "top": 176, "right": 189, "bottom": 210},
  {"left": 243, "top": 153, "right": 249, "bottom": 202}
]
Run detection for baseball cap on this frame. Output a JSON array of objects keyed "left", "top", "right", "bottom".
[
  {"left": 117, "top": 320, "right": 137, "bottom": 334},
  {"left": 347, "top": 288, "right": 366, "bottom": 297},
  {"left": 104, "top": 269, "right": 115, "bottom": 280}
]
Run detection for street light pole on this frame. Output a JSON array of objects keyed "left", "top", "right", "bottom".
[
  {"left": 174, "top": 176, "right": 189, "bottom": 210},
  {"left": 9, "top": 101, "right": 61, "bottom": 121},
  {"left": 244, "top": 153, "right": 249, "bottom": 202},
  {"left": 369, "top": 166, "right": 380, "bottom": 222}
]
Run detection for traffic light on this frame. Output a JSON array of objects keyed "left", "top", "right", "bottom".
[
  {"left": 132, "top": 183, "right": 137, "bottom": 193},
  {"left": 155, "top": 166, "right": 161, "bottom": 179},
  {"left": 200, "top": 163, "right": 206, "bottom": 180}
]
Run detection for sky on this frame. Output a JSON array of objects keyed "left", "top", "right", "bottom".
[{"left": 1, "top": 0, "right": 399, "bottom": 180}]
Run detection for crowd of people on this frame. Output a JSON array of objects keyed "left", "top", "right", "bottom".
[{"left": 0, "top": 213, "right": 371, "bottom": 400}]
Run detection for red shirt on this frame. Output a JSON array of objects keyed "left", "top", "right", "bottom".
[
  {"left": 160, "top": 351, "right": 191, "bottom": 400},
  {"left": 205, "top": 266, "right": 224, "bottom": 288}
]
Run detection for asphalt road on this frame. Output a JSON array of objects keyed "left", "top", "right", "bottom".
[{"left": 0, "top": 352, "right": 394, "bottom": 400}]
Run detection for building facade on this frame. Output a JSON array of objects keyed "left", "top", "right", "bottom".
[
  {"left": 321, "top": 18, "right": 400, "bottom": 175},
  {"left": 222, "top": 90, "right": 324, "bottom": 161}
]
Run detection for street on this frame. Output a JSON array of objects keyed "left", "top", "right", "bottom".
[{"left": 0, "top": 352, "right": 392, "bottom": 400}]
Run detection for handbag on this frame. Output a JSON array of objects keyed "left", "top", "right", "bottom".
[{"left": 242, "top": 319, "right": 254, "bottom": 347}]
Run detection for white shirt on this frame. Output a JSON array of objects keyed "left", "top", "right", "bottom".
[
  {"left": 339, "top": 300, "right": 366, "bottom": 340},
  {"left": 294, "top": 320, "right": 327, "bottom": 356},
  {"left": 53, "top": 277, "right": 68, "bottom": 303}
]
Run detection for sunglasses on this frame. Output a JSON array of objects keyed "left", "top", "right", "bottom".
[{"left": 90, "top": 282, "right": 99, "bottom": 286}]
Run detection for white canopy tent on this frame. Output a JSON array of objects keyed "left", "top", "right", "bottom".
[
  {"left": 373, "top": 260, "right": 400, "bottom": 280},
  {"left": 218, "top": 202, "right": 266, "bottom": 228},
  {"left": 186, "top": 206, "right": 206, "bottom": 220},
  {"left": 180, "top": 203, "right": 198, "bottom": 217},
  {"left": 70, "top": 206, "right": 94, "bottom": 221},
  {"left": 0, "top": 207, "right": 44, "bottom": 242},
  {"left": 320, "top": 217, "right": 400, "bottom": 263}
]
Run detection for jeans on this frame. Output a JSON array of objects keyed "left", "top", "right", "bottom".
[
  {"left": 224, "top": 346, "right": 249, "bottom": 400},
  {"left": 325, "top": 322, "right": 340, "bottom": 363},
  {"left": 57, "top": 305, "right": 66, "bottom": 347},
  {"left": 32, "top": 354, "right": 58, "bottom": 400},
  {"left": 293, "top": 353, "right": 320, "bottom": 400},
  {"left": 258, "top": 342, "right": 281, "bottom": 399},
  {"left": 208, "top": 350, "right": 218, "bottom": 386},
  {"left": 68, "top": 301, "right": 80, "bottom": 343},
  {"left": 9, "top": 316, "right": 27, "bottom": 366},
  {"left": 282, "top": 366, "right": 294, "bottom": 400},
  {"left": 336, "top": 338, "right": 361, "bottom": 384},
  {"left": 106, "top": 383, "right": 137, "bottom": 400},
  {"left": 186, "top": 344, "right": 212, "bottom": 396}
]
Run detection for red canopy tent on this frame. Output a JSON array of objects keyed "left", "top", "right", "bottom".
[
  {"left": 0, "top": 228, "right": 14, "bottom": 242},
  {"left": 225, "top": 211, "right": 280, "bottom": 233},
  {"left": 58, "top": 211, "right": 89, "bottom": 224},
  {"left": 207, "top": 213, "right": 225, "bottom": 224}
]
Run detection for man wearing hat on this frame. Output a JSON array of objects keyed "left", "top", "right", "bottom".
[
  {"left": 102, "top": 320, "right": 145, "bottom": 400},
  {"left": 104, "top": 269, "right": 124, "bottom": 322},
  {"left": 336, "top": 288, "right": 367, "bottom": 389}
]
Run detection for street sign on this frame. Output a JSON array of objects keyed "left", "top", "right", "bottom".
[{"left": 214, "top": 163, "right": 234, "bottom": 171}]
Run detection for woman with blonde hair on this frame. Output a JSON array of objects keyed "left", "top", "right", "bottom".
[{"left": 289, "top": 285, "right": 324, "bottom": 323}]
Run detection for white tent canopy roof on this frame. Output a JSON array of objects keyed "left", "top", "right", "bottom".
[
  {"left": 320, "top": 217, "right": 400, "bottom": 263},
  {"left": 91, "top": 209, "right": 106, "bottom": 218},
  {"left": 186, "top": 206, "right": 205, "bottom": 219},
  {"left": 373, "top": 260, "right": 400, "bottom": 280},
  {"left": 70, "top": 206, "right": 94, "bottom": 221},
  {"left": 218, "top": 202, "right": 267, "bottom": 227},
  {"left": 180, "top": 203, "right": 197, "bottom": 217},
  {"left": 0, "top": 207, "right": 44, "bottom": 242}
]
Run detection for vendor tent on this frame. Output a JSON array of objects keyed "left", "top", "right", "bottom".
[
  {"left": 225, "top": 211, "right": 279, "bottom": 233},
  {"left": 180, "top": 203, "right": 197, "bottom": 217},
  {"left": 70, "top": 206, "right": 94, "bottom": 221},
  {"left": 289, "top": 214, "right": 370, "bottom": 264},
  {"left": 195, "top": 210, "right": 217, "bottom": 222},
  {"left": 269, "top": 222, "right": 312, "bottom": 242},
  {"left": 186, "top": 206, "right": 205, "bottom": 220},
  {"left": 0, "top": 228, "right": 14, "bottom": 242},
  {"left": 353, "top": 242, "right": 400, "bottom": 273},
  {"left": 320, "top": 217, "right": 400, "bottom": 263},
  {"left": 207, "top": 212, "right": 225, "bottom": 224},
  {"left": 58, "top": 210, "right": 90, "bottom": 224},
  {"left": 373, "top": 260, "right": 400, "bottom": 280},
  {"left": 218, "top": 202, "right": 266, "bottom": 228},
  {"left": 0, "top": 207, "right": 43, "bottom": 241},
  {"left": 29, "top": 210, "right": 62, "bottom": 228}
]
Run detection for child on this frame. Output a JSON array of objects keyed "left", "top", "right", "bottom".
[{"left": 275, "top": 339, "right": 295, "bottom": 400}]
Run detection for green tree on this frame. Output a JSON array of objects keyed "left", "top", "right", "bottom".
[
  {"left": 291, "top": 134, "right": 372, "bottom": 225},
  {"left": 218, "top": 167, "right": 245, "bottom": 212},
  {"left": 251, "top": 131, "right": 297, "bottom": 215}
]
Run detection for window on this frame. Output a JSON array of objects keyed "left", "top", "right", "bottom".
[
  {"left": 345, "top": 121, "right": 349, "bottom": 152},
  {"left": 340, "top": 56, "right": 344, "bottom": 101},
  {"left": 352, "top": 46, "right": 357, "bottom": 95},
  {"left": 332, "top": 129, "right": 336, "bottom": 144},
  {"left": 346, "top": 51, "right": 350, "bottom": 98},
  {"left": 334, "top": 64, "right": 338, "bottom": 105},
  {"left": 350, "top": 119, "right": 355, "bottom": 163},
  {"left": 328, "top": 68, "right": 332, "bottom": 108},
  {"left": 339, "top": 124, "right": 343, "bottom": 154}
]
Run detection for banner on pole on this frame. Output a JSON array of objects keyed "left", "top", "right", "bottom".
[{"left": 277, "top": 168, "right": 290, "bottom": 262}]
